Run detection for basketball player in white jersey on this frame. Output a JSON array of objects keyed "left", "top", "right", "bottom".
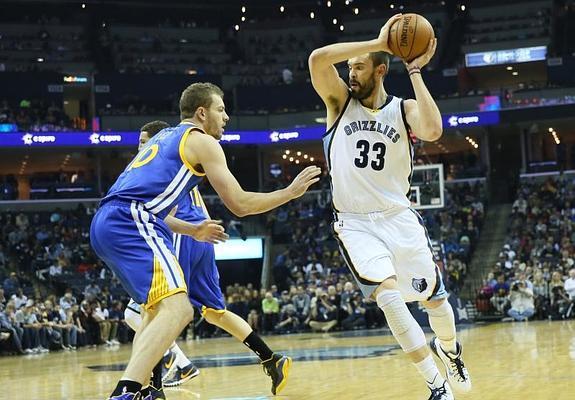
[{"left": 309, "top": 14, "right": 471, "bottom": 400}]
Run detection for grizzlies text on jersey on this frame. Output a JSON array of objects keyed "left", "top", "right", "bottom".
[{"left": 322, "top": 95, "right": 413, "bottom": 214}]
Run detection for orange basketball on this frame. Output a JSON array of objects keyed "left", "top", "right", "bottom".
[{"left": 388, "top": 13, "right": 434, "bottom": 62}]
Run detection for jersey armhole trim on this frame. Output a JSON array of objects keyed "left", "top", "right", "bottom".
[
  {"left": 402, "top": 100, "right": 414, "bottom": 196},
  {"left": 323, "top": 94, "right": 352, "bottom": 138},
  {"left": 179, "top": 127, "right": 207, "bottom": 176},
  {"left": 400, "top": 99, "right": 411, "bottom": 134}
]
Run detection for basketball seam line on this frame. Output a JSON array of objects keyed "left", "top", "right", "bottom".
[{"left": 407, "top": 16, "right": 418, "bottom": 61}]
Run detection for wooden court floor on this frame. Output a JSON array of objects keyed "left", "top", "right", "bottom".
[{"left": 1, "top": 320, "right": 574, "bottom": 400}]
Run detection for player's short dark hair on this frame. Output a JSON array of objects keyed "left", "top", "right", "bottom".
[
  {"left": 369, "top": 51, "right": 391, "bottom": 72},
  {"left": 140, "top": 120, "right": 169, "bottom": 137},
  {"left": 179, "top": 82, "right": 224, "bottom": 120}
]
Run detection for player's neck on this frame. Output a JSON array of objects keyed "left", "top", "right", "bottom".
[
  {"left": 181, "top": 117, "right": 203, "bottom": 128},
  {"left": 359, "top": 87, "right": 388, "bottom": 111}
]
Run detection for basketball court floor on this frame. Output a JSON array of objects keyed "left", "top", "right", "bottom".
[{"left": 2, "top": 320, "right": 574, "bottom": 399}]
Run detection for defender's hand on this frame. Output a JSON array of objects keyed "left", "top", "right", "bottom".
[
  {"left": 187, "top": 219, "right": 229, "bottom": 244},
  {"left": 287, "top": 166, "right": 322, "bottom": 199},
  {"left": 405, "top": 38, "right": 437, "bottom": 71},
  {"left": 377, "top": 13, "right": 403, "bottom": 53}
]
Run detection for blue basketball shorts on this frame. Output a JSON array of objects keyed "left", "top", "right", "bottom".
[
  {"left": 90, "top": 200, "right": 187, "bottom": 309},
  {"left": 173, "top": 233, "right": 226, "bottom": 313}
]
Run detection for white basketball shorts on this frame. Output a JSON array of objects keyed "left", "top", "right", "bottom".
[{"left": 333, "top": 208, "right": 447, "bottom": 303}]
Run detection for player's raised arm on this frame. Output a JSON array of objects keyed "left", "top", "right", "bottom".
[
  {"left": 402, "top": 39, "right": 442, "bottom": 142},
  {"left": 185, "top": 133, "right": 321, "bottom": 217},
  {"left": 308, "top": 14, "right": 402, "bottom": 115}
]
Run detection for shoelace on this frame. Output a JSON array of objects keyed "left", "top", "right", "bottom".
[
  {"left": 430, "top": 385, "right": 447, "bottom": 400},
  {"left": 449, "top": 357, "right": 468, "bottom": 382}
]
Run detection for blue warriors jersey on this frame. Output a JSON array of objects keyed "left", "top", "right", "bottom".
[
  {"left": 102, "top": 123, "right": 205, "bottom": 218},
  {"left": 175, "top": 186, "right": 208, "bottom": 223}
]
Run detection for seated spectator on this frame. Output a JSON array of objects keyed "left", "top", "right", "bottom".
[
  {"left": 550, "top": 286, "right": 573, "bottom": 320},
  {"left": 14, "top": 300, "right": 49, "bottom": 353},
  {"left": 308, "top": 288, "right": 337, "bottom": 333},
  {"left": 507, "top": 281, "right": 535, "bottom": 321},
  {"left": 278, "top": 290, "right": 293, "bottom": 311},
  {"left": 227, "top": 294, "right": 249, "bottom": 321},
  {"left": 532, "top": 270, "right": 550, "bottom": 319},
  {"left": 10, "top": 288, "right": 27, "bottom": 309},
  {"left": 490, "top": 275, "right": 509, "bottom": 314},
  {"left": 0, "top": 302, "right": 24, "bottom": 354},
  {"left": 107, "top": 301, "right": 126, "bottom": 344},
  {"left": 92, "top": 301, "right": 112, "bottom": 345},
  {"left": 45, "top": 300, "right": 77, "bottom": 350},
  {"left": 341, "top": 292, "right": 367, "bottom": 330},
  {"left": 564, "top": 269, "right": 575, "bottom": 300},
  {"left": 274, "top": 304, "right": 301, "bottom": 334},
  {"left": 83, "top": 282, "right": 101, "bottom": 302},
  {"left": 76, "top": 301, "right": 100, "bottom": 346},
  {"left": 261, "top": 292, "right": 279, "bottom": 334},
  {"left": 292, "top": 285, "right": 310, "bottom": 320},
  {"left": 59, "top": 288, "right": 77, "bottom": 311}
]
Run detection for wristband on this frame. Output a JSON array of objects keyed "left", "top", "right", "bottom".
[{"left": 408, "top": 67, "right": 421, "bottom": 76}]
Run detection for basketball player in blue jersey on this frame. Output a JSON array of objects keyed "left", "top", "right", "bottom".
[
  {"left": 91, "top": 82, "right": 321, "bottom": 400},
  {"left": 309, "top": 14, "right": 470, "bottom": 400},
  {"left": 129, "top": 121, "right": 292, "bottom": 397},
  {"left": 123, "top": 121, "right": 200, "bottom": 400}
]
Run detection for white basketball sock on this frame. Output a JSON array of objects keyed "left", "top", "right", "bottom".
[
  {"left": 170, "top": 343, "right": 191, "bottom": 368},
  {"left": 414, "top": 355, "right": 444, "bottom": 389},
  {"left": 376, "top": 289, "right": 427, "bottom": 353},
  {"left": 426, "top": 300, "right": 457, "bottom": 354}
]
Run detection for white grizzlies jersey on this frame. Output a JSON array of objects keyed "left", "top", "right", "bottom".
[{"left": 322, "top": 94, "right": 413, "bottom": 214}]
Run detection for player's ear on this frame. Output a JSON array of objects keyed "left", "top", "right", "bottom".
[
  {"left": 197, "top": 106, "right": 207, "bottom": 121},
  {"left": 377, "top": 63, "right": 387, "bottom": 78}
]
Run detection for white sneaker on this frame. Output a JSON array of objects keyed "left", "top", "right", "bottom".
[
  {"left": 428, "top": 380, "right": 454, "bottom": 400},
  {"left": 430, "top": 337, "right": 472, "bottom": 393}
]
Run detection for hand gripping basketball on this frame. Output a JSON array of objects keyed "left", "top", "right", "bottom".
[
  {"left": 376, "top": 13, "right": 403, "bottom": 54},
  {"left": 404, "top": 38, "right": 437, "bottom": 72}
]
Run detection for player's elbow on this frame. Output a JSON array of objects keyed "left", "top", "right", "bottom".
[
  {"left": 227, "top": 202, "right": 249, "bottom": 218},
  {"left": 419, "top": 125, "right": 442, "bottom": 142},
  {"left": 308, "top": 48, "right": 328, "bottom": 70},
  {"left": 427, "top": 128, "right": 442, "bottom": 142}
]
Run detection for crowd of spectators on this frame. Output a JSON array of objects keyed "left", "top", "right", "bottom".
[
  {"left": 0, "top": 205, "right": 134, "bottom": 354},
  {"left": 0, "top": 99, "right": 80, "bottom": 132},
  {"left": 0, "top": 176, "right": 488, "bottom": 354},
  {"left": 194, "top": 278, "right": 384, "bottom": 338},
  {"left": 0, "top": 283, "right": 130, "bottom": 355},
  {"left": 476, "top": 175, "right": 575, "bottom": 321},
  {"left": 266, "top": 180, "right": 486, "bottom": 297}
]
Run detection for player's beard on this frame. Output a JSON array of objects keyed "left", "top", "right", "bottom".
[
  {"left": 206, "top": 117, "right": 222, "bottom": 140},
  {"left": 350, "top": 74, "right": 376, "bottom": 100}
]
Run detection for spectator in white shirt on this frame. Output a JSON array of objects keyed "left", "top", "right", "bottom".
[{"left": 564, "top": 269, "right": 575, "bottom": 300}]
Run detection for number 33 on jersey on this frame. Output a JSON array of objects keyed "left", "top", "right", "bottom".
[{"left": 322, "top": 95, "right": 414, "bottom": 214}]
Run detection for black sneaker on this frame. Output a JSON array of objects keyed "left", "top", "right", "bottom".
[
  {"left": 262, "top": 353, "right": 292, "bottom": 395},
  {"left": 163, "top": 364, "right": 200, "bottom": 387},
  {"left": 150, "top": 385, "right": 166, "bottom": 400}
]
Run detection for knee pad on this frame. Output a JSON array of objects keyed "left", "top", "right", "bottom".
[{"left": 376, "top": 289, "right": 426, "bottom": 353}]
